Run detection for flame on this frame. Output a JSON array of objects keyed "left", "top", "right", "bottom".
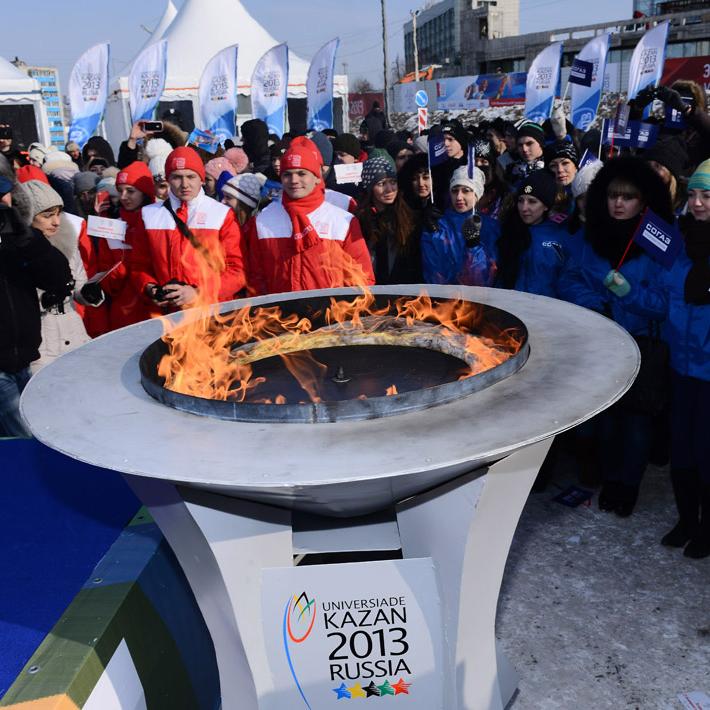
[{"left": 155, "top": 249, "right": 523, "bottom": 406}]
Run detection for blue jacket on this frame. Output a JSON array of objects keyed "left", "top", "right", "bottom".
[
  {"left": 422, "top": 210, "right": 499, "bottom": 286},
  {"left": 557, "top": 237, "right": 661, "bottom": 336},
  {"left": 617, "top": 246, "right": 710, "bottom": 381},
  {"left": 511, "top": 220, "right": 567, "bottom": 298}
]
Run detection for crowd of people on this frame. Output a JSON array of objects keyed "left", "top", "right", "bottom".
[{"left": 1, "top": 80, "right": 710, "bottom": 559}]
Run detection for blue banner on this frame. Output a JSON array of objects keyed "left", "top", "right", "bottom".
[
  {"left": 428, "top": 134, "right": 447, "bottom": 167},
  {"left": 67, "top": 42, "right": 110, "bottom": 149},
  {"left": 602, "top": 119, "right": 659, "bottom": 149},
  {"left": 633, "top": 208, "right": 684, "bottom": 270},
  {"left": 628, "top": 20, "right": 670, "bottom": 119},
  {"left": 569, "top": 59, "right": 593, "bottom": 87},
  {"left": 307, "top": 38, "right": 340, "bottom": 131},
  {"left": 578, "top": 149, "right": 601, "bottom": 170},
  {"left": 570, "top": 33, "right": 610, "bottom": 131},
  {"left": 664, "top": 94, "right": 692, "bottom": 129},
  {"left": 129, "top": 40, "right": 168, "bottom": 124},
  {"left": 199, "top": 45, "right": 238, "bottom": 144},
  {"left": 251, "top": 44, "right": 289, "bottom": 138},
  {"left": 436, "top": 72, "right": 527, "bottom": 109},
  {"left": 525, "top": 43, "right": 563, "bottom": 124},
  {"left": 188, "top": 127, "right": 220, "bottom": 154}
]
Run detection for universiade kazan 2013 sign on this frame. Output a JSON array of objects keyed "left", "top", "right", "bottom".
[{"left": 262, "top": 559, "right": 445, "bottom": 707}]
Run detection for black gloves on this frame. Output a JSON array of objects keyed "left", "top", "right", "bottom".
[
  {"left": 656, "top": 85, "right": 689, "bottom": 114},
  {"left": 41, "top": 279, "right": 75, "bottom": 313},
  {"left": 633, "top": 85, "right": 656, "bottom": 110},
  {"left": 80, "top": 282, "right": 104, "bottom": 305},
  {"left": 423, "top": 203, "right": 442, "bottom": 233},
  {"left": 462, "top": 214, "right": 482, "bottom": 247},
  {"left": 0, "top": 205, "right": 34, "bottom": 251}
]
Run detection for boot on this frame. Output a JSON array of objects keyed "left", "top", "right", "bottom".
[
  {"left": 684, "top": 482, "right": 710, "bottom": 559},
  {"left": 577, "top": 435, "right": 602, "bottom": 488},
  {"left": 615, "top": 483, "right": 640, "bottom": 518},
  {"left": 598, "top": 480, "right": 620, "bottom": 512},
  {"left": 661, "top": 467, "right": 700, "bottom": 547}
]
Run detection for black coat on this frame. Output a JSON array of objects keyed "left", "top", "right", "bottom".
[{"left": 0, "top": 228, "right": 72, "bottom": 373}]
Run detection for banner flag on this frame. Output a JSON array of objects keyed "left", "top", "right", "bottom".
[
  {"left": 428, "top": 133, "right": 447, "bottom": 167},
  {"left": 307, "top": 38, "right": 340, "bottom": 131},
  {"left": 199, "top": 44, "right": 238, "bottom": 144},
  {"left": 129, "top": 39, "right": 168, "bottom": 124},
  {"left": 578, "top": 149, "right": 601, "bottom": 170},
  {"left": 67, "top": 42, "right": 110, "bottom": 148},
  {"left": 633, "top": 208, "right": 684, "bottom": 270},
  {"left": 601, "top": 119, "right": 659, "bottom": 149},
  {"left": 570, "top": 33, "right": 611, "bottom": 130},
  {"left": 627, "top": 20, "right": 670, "bottom": 104},
  {"left": 524, "top": 42, "right": 563, "bottom": 123},
  {"left": 569, "top": 59, "right": 593, "bottom": 87},
  {"left": 187, "top": 127, "right": 220, "bottom": 154},
  {"left": 467, "top": 144, "right": 475, "bottom": 179},
  {"left": 614, "top": 102, "right": 631, "bottom": 135},
  {"left": 251, "top": 43, "right": 289, "bottom": 138}
]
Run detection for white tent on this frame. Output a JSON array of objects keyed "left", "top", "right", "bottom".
[
  {"left": 104, "top": 0, "right": 347, "bottom": 148},
  {"left": 0, "top": 55, "right": 50, "bottom": 146}
]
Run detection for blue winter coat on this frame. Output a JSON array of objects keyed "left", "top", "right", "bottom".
[
  {"left": 421, "top": 210, "right": 500, "bottom": 286},
  {"left": 510, "top": 220, "right": 567, "bottom": 298},
  {"left": 557, "top": 237, "right": 661, "bottom": 336},
  {"left": 617, "top": 246, "right": 710, "bottom": 381}
]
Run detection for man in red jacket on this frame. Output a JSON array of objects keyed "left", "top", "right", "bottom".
[
  {"left": 130, "top": 146, "right": 245, "bottom": 311},
  {"left": 248, "top": 137, "right": 374, "bottom": 296}
]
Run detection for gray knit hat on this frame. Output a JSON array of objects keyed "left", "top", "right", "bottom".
[
  {"left": 73, "top": 171, "right": 100, "bottom": 195},
  {"left": 361, "top": 156, "right": 396, "bottom": 192},
  {"left": 450, "top": 165, "right": 486, "bottom": 201},
  {"left": 222, "top": 173, "right": 262, "bottom": 210},
  {"left": 23, "top": 180, "right": 63, "bottom": 220}
]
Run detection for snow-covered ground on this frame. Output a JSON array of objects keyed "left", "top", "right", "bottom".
[{"left": 497, "top": 455, "right": 710, "bottom": 709}]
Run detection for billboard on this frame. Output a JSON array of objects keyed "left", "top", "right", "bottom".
[{"left": 436, "top": 73, "right": 527, "bottom": 110}]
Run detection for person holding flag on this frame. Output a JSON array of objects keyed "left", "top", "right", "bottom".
[
  {"left": 421, "top": 165, "right": 498, "bottom": 286},
  {"left": 603, "top": 159, "right": 710, "bottom": 558},
  {"left": 558, "top": 157, "right": 673, "bottom": 517}
]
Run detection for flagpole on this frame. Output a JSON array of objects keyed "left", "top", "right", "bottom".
[{"left": 615, "top": 207, "right": 648, "bottom": 272}]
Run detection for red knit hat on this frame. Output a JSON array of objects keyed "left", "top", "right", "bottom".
[
  {"left": 116, "top": 161, "right": 156, "bottom": 201},
  {"left": 16, "top": 165, "right": 49, "bottom": 185},
  {"left": 280, "top": 136, "right": 323, "bottom": 177},
  {"left": 165, "top": 146, "right": 206, "bottom": 181}
]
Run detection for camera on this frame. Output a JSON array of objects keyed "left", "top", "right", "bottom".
[
  {"left": 142, "top": 121, "right": 163, "bottom": 133},
  {"left": 153, "top": 278, "right": 187, "bottom": 301}
]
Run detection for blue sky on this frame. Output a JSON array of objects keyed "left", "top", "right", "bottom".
[{"left": 4, "top": 0, "right": 632, "bottom": 92}]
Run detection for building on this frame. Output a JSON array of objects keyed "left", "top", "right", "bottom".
[
  {"left": 636, "top": 0, "right": 710, "bottom": 14},
  {"left": 11, "top": 59, "right": 66, "bottom": 148},
  {"left": 403, "top": 0, "right": 520, "bottom": 77}
]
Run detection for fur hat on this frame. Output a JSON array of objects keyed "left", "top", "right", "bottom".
[
  {"left": 222, "top": 173, "right": 262, "bottom": 210},
  {"left": 280, "top": 136, "right": 323, "bottom": 177},
  {"left": 543, "top": 140, "right": 579, "bottom": 167},
  {"left": 224, "top": 147, "right": 248, "bottom": 174},
  {"left": 24, "top": 180, "right": 63, "bottom": 220},
  {"left": 450, "top": 165, "right": 485, "bottom": 200},
  {"left": 117, "top": 161, "right": 156, "bottom": 201},
  {"left": 165, "top": 146, "right": 206, "bottom": 181},
  {"left": 73, "top": 171, "right": 100, "bottom": 195},
  {"left": 333, "top": 133, "right": 360, "bottom": 160},
  {"left": 361, "top": 156, "right": 396, "bottom": 192},
  {"left": 518, "top": 169, "right": 558, "bottom": 208},
  {"left": 571, "top": 161, "right": 603, "bottom": 199}
]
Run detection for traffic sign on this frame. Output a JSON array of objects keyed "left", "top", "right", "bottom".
[{"left": 415, "top": 90, "right": 428, "bottom": 108}]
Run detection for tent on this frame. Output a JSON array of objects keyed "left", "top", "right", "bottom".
[
  {"left": 104, "top": 0, "right": 347, "bottom": 148},
  {"left": 0, "top": 55, "right": 50, "bottom": 148}
]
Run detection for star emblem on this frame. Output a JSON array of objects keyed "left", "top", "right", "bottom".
[
  {"left": 378, "top": 680, "right": 395, "bottom": 696},
  {"left": 333, "top": 683, "right": 351, "bottom": 699},
  {"left": 348, "top": 682, "right": 366, "bottom": 698},
  {"left": 365, "top": 681, "right": 381, "bottom": 697},
  {"left": 392, "top": 678, "right": 412, "bottom": 695}
]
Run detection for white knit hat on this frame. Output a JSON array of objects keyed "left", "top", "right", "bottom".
[
  {"left": 145, "top": 138, "right": 174, "bottom": 180},
  {"left": 571, "top": 160, "right": 603, "bottom": 199},
  {"left": 222, "top": 174, "right": 262, "bottom": 209},
  {"left": 23, "top": 180, "right": 63, "bottom": 220},
  {"left": 28, "top": 142, "right": 51, "bottom": 166},
  {"left": 42, "top": 151, "right": 76, "bottom": 175},
  {"left": 450, "top": 165, "right": 485, "bottom": 201}
]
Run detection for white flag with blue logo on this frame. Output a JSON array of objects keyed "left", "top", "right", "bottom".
[
  {"left": 570, "top": 33, "right": 611, "bottom": 131},
  {"left": 307, "top": 38, "right": 340, "bottom": 131},
  {"left": 199, "top": 45, "right": 238, "bottom": 144},
  {"left": 129, "top": 39, "right": 168, "bottom": 124},
  {"left": 524, "top": 43, "right": 563, "bottom": 124},
  {"left": 628, "top": 21, "right": 670, "bottom": 102},
  {"left": 67, "top": 42, "right": 110, "bottom": 149},
  {"left": 251, "top": 43, "right": 289, "bottom": 138}
]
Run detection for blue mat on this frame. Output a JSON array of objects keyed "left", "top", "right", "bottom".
[{"left": 0, "top": 438, "right": 139, "bottom": 696}]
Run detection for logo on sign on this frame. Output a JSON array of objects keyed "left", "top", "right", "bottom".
[
  {"left": 642, "top": 222, "right": 671, "bottom": 252},
  {"left": 316, "top": 67, "right": 329, "bottom": 95},
  {"left": 140, "top": 71, "right": 160, "bottom": 99},
  {"left": 81, "top": 73, "right": 101, "bottom": 101},
  {"left": 210, "top": 74, "right": 228, "bottom": 102},
  {"left": 534, "top": 66, "right": 553, "bottom": 90},
  {"left": 415, "top": 90, "right": 428, "bottom": 107},
  {"left": 262, "top": 71, "right": 281, "bottom": 98},
  {"left": 640, "top": 48, "right": 659, "bottom": 75}
]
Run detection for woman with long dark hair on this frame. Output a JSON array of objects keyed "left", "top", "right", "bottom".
[{"left": 357, "top": 156, "right": 422, "bottom": 284}]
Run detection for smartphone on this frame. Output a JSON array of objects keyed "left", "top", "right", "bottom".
[
  {"left": 0, "top": 126, "right": 13, "bottom": 139},
  {"left": 142, "top": 121, "right": 163, "bottom": 132},
  {"left": 95, "top": 190, "right": 111, "bottom": 215}
]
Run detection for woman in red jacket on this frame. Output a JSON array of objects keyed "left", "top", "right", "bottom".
[{"left": 97, "top": 161, "right": 155, "bottom": 330}]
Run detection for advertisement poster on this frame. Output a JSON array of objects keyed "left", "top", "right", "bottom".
[
  {"left": 262, "top": 559, "right": 445, "bottom": 709},
  {"left": 436, "top": 73, "right": 527, "bottom": 109}
]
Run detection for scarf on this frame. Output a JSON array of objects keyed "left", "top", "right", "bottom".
[
  {"left": 588, "top": 212, "right": 644, "bottom": 266},
  {"left": 683, "top": 216, "right": 710, "bottom": 305},
  {"left": 281, "top": 182, "right": 326, "bottom": 253}
]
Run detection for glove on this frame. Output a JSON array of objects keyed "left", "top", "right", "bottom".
[
  {"left": 656, "top": 85, "right": 688, "bottom": 114},
  {"left": 422, "top": 203, "right": 442, "bottom": 233},
  {"left": 462, "top": 214, "right": 482, "bottom": 247},
  {"left": 0, "top": 206, "right": 34, "bottom": 251},
  {"left": 550, "top": 106, "right": 567, "bottom": 140},
  {"left": 80, "top": 281, "right": 104, "bottom": 305},
  {"left": 603, "top": 270, "right": 630, "bottom": 298},
  {"left": 633, "top": 85, "right": 657, "bottom": 110}
]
